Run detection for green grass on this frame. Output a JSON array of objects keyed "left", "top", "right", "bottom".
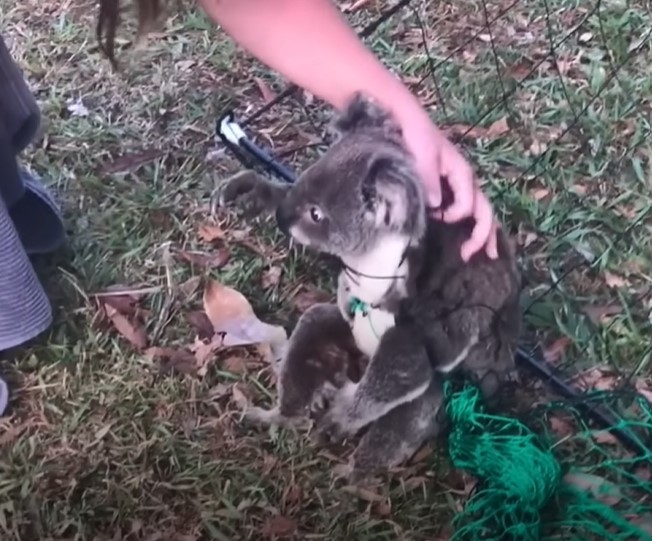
[{"left": 0, "top": 0, "right": 651, "bottom": 539}]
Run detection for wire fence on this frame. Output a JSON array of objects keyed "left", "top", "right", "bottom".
[{"left": 220, "top": 0, "right": 652, "bottom": 425}]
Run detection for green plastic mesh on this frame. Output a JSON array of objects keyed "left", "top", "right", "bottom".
[{"left": 444, "top": 381, "right": 652, "bottom": 541}]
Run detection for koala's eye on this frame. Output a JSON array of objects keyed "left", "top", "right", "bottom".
[{"left": 309, "top": 206, "right": 323, "bottom": 223}]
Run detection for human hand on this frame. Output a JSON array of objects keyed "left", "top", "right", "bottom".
[{"left": 398, "top": 108, "right": 499, "bottom": 262}]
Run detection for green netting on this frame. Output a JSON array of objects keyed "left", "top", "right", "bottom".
[{"left": 444, "top": 381, "right": 652, "bottom": 541}]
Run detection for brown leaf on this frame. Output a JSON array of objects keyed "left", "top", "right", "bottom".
[
  {"left": 202, "top": 279, "right": 287, "bottom": 357},
  {"left": 283, "top": 484, "right": 304, "bottom": 506},
  {"left": 231, "top": 382, "right": 251, "bottom": 409},
  {"left": 203, "top": 279, "right": 254, "bottom": 326},
  {"left": 487, "top": 116, "right": 510, "bottom": 137},
  {"left": 186, "top": 311, "right": 215, "bottom": 340},
  {"left": 253, "top": 77, "right": 277, "bottom": 104},
  {"left": 198, "top": 223, "right": 225, "bottom": 243},
  {"left": 563, "top": 472, "right": 624, "bottom": 506},
  {"left": 178, "top": 276, "right": 202, "bottom": 299},
  {"left": 104, "top": 304, "right": 148, "bottom": 350},
  {"left": 341, "top": 485, "right": 384, "bottom": 502},
  {"left": 101, "top": 294, "right": 140, "bottom": 315},
  {"left": 548, "top": 415, "right": 575, "bottom": 438},
  {"left": 543, "top": 337, "right": 571, "bottom": 364},
  {"left": 222, "top": 356, "right": 248, "bottom": 374},
  {"left": 145, "top": 346, "right": 197, "bottom": 376},
  {"left": 177, "top": 249, "right": 230, "bottom": 269},
  {"left": 604, "top": 271, "right": 628, "bottom": 289},
  {"left": 342, "top": 0, "right": 372, "bottom": 12},
  {"left": 262, "top": 266, "right": 283, "bottom": 289},
  {"left": 260, "top": 515, "right": 297, "bottom": 538},
  {"left": 373, "top": 499, "right": 392, "bottom": 517},
  {"left": 589, "top": 430, "right": 619, "bottom": 446},
  {"left": 404, "top": 476, "right": 428, "bottom": 491},
  {"left": 189, "top": 336, "right": 221, "bottom": 376},
  {"left": 101, "top": 148, "right": 165, "bottom": 175},
  {"left": 291, "top": 287, "right": 334, "bottom": 313},
  {"left": 531, "top": 188, "right": 551, "bottom": 201},
  {"left": 583, "top": 303, "right": 622, "bottom": 325}
]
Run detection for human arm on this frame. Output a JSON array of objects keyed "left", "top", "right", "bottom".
[{"left": 198, "top": 0, "right": 497, "bottom": 259}]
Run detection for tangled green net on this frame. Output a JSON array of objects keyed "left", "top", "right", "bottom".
[{"left": 444, "top": 381, "right": 652, "bottom": 541}]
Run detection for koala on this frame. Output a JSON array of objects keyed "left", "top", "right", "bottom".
[
  {"left": 244, "top": 303, "right": 369, "bottom": 429},
  {"left": 218, "top": 92, "right": 522, "bottom": 482}
]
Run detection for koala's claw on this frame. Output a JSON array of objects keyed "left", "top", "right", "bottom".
[{"left": 316, "top": 409, "right": 352, "bottom": 444}]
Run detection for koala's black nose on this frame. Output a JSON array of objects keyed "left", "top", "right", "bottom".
[{"left": 275, "top": 205, "right": 294, "bottom": 235}]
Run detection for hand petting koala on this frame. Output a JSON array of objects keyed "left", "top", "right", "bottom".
[{"left": 218, "top": 92, "right": 522, "bottom": 483}]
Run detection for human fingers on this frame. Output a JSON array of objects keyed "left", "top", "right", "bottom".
[
  {"left": 441, "top": 155, "right": 476, "bottom": 223},
  {"left": 460, "top": 188, "right": 495, "bottom": 261},
  {"left": 485, "top": 220, "right": 499, "bottom": 260}
]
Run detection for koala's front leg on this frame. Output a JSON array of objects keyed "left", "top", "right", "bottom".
[
  {"left": 347, "top": 377, "right": 445, "bottom": 485},
  {"left": 317, "top": 325, "right": 432, "bottom": 441},
  {"left": 215, "top": 170, "right": 291, "bottom": 219}
]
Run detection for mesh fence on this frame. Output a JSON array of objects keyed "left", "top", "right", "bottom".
[{"left": 216, "top": 0, "right": 652, "bottom": 538}]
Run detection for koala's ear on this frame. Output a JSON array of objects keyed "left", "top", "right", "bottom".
[
  {"left": 362, "top": 154, "right": 418, "bottom": 230},
  {"left": 333, "top": 92, "right": 403, "bottom": 141}
]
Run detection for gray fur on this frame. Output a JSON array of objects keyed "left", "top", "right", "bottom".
[
  {"left": 219, "top": 92, "right": 522, "bottom": 482},
  {"left": 244, "top": 303, "right": 368, "bottom": 429}
]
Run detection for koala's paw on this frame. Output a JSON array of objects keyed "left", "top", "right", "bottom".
[
  {"left": 243, "top": 406, "right": 281, "bottom": 426},
  {"left": 316, "top": 403, "right": 355, "bottom": 443},
  {"left": 213, "top": 170, "right": 274, "bottom": 219}
]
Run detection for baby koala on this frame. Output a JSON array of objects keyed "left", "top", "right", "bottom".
[
  {"left": 245, "top": 303, "right": 368, "bottom": 429},
  {"left": 219, "top": 92, "right": 522, "bottom": 483}
]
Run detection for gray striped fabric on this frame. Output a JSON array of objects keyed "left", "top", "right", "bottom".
[{"left": 0, "top": 33, "right": 64, "bottom": 356}]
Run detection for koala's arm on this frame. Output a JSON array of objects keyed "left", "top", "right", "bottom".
[
  {"left": 317, "top": 324, "right": 433, "bottom": 438},
  {"left": 216, "top": 170, "right": 291, "bottom": 218}
]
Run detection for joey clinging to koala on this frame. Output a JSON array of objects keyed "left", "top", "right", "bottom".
[{"left": 219, "top": 92, "right": 522, "bottom": 445}]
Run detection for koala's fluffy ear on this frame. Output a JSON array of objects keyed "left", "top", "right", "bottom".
[
  {"left": 333, "top": 92, "right": 403, "bottom": 142},
  {"left": 362, "top": 154, "right": 425, "bottom": 234}
]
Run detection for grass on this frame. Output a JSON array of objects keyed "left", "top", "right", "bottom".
[{"left": 0, "top": 0, "right": 651, "bottom": 539}]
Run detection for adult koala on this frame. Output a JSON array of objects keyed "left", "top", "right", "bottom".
[{"left": 218, "top": 93, "right": 522, "bottom": 483}]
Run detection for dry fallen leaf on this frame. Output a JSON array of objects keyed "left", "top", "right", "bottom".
[
  {"left": 487, "top": 116, "right": 510, "bottom": 137},
  {"left": 103, "top": 304, "right": 148, "bottom": 350},
  {"left": 222, "top": 356, "right": 249, "bottom": 374},
  {"left": 197, "top": 223, "right": 226, "bottom": 243},
  {"left": 188, "top": 336, "right": 221, "bottom": 377},
  {"left": 186, "top": 311, "right": 215, "bottom": 341},
  {"left": 177, "top": 249, "right": 230, "bottom": 269},
  {"left": 589, "top": 430, "right": 619, "bottom": 446},
  {"left": 563, "top": 472, "right": 623, "bottom": 506},
  {"left": 583, "top": 303, "right": 622, "bottom": 325},
  {"left": 341, "top": 485, "right": 384, "bottom": 502},
  {"left": 100, "top": 148, "right": 165, "bottom": 175},
  {"left": 282, "top": 484, "right": 304, "bottom": 506},
  {"left": 531, "top": 188, "right": 551, "bottom": 201},
  {"left": 230, "top": 382, "right": 251, "bottom": 410},
  {"left": 373, "top": 499, "right": 392, "bottom": 517},
  {"left": 253, "top": 77, "right": 277, "bottom": 104},
  {"left": 604, "top": 271, "right": 628, "bottom": 289},
  {"left": 342, "top": 0, "right": 372, "bottom": 12},
  {"left": 548, "top": 415, "right": 575, "bottom": 438},
  {"left": 260, "top": 515, "right": 297, "bottom": 538},
  {"left": 261, "top": 266, "right": 283, "bottom": 289},
  {"left": 178, "top": 276, "right": 202, "bottom": 299},
  {"left": 543, "top": 336, "right": 571, "bottom": 364},
  {"left": 145, "top": 346, "right": 197, "bottom": 376},
  {"left": 203, "top": 279, "right": 287, "bottom": 358}
]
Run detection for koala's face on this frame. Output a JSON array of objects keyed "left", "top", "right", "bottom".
[{"left": 275, "top": 94, "right": 426, "bottom": 259}]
